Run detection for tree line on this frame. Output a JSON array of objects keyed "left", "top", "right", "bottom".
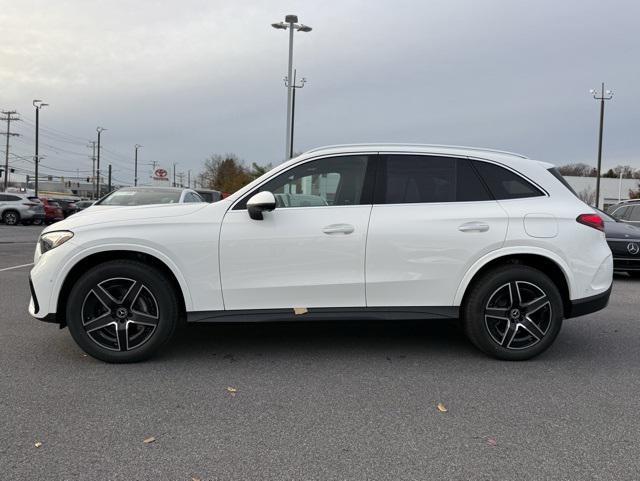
[{"left": 558, "top": 163, "right": 640, "bottom": 179}]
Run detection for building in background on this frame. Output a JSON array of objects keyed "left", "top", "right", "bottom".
[{"left": 564, "top": 176, "right": 638, "bottom": 210}]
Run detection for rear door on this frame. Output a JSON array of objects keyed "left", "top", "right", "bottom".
[{"left": 365, "top": 154, "right": 508, "bottom": 307}]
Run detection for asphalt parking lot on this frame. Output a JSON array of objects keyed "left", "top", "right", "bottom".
[{"left": 1, "top": 225, "right": 639, "bottom": 481}]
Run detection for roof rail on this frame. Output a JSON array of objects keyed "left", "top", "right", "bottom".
[{"left": 302, "top": 143, "right": 529, "bottom": 159}]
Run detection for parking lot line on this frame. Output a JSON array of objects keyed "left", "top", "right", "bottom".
[{"left": 0, "top": 263, "right": 34, "bottom": 272}]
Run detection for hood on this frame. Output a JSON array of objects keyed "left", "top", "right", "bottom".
[
  {"left": 604, "top": 220, "right": 640, "bottom": 240},
  {"left": 42, "top": 202, "right": 209, "bottom": 233}
]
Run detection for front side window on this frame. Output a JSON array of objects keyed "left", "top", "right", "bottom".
[
  {"left": 473, "top": 161, "right": 544, "bottom": 200},
  {"left": 235, "top": 155, "right": 371, "bottom": 209},
  {"left": 612, "top": 206, "right": 630, "bottom": 220},
  {"left": 378, "top": 155, "right": 491, "bottom": 204}
]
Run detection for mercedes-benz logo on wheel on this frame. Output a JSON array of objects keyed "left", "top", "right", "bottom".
[{"left": 627, "top": 242, "right": 640, "bottom": 255}]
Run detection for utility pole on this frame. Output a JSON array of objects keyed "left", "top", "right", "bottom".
[
  {"left": 134, "top": 144, "right": 142, "bottom": 186},
  {"left": 173, "top": 162, "right": 178, "bottom": 187},
  {"left": 177, "top": 172, "right": 185, "bottom": 188},
  {"left": 1, "top": 111, "right": 20, "bottom": 192},
  {"left": 107, "top": 164, "right": 112, "bottom": 192},
  {"left": 33, "top": 100, "right": 48, "bottom": 197},
  {"left": 590, "top": 83, "right": 614, "bottom": 208},
  {"left": 188, "top": 170, "right": 191, "bottom": 188},
  {"left": 271, "top": 15, "right": 312, "bottom": 160},
  {"left": 95, "top": 127, "right": 106, "bottom": 198},
  {"left": 285, "top": 69, "right": 307, "bottom": 157},
  {"left": 88, "top": 141, "right": 97, "bottom": 198}
]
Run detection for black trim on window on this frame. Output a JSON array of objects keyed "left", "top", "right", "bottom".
[{"left": 233, "top": 154, "right": 378, "bottom": 210}]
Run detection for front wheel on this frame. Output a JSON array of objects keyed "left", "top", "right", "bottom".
[
  {"left": 462, "top": 265, "right": 563, "bottom": 361},
  {"left": 66, "top": 260, "right": 179, "bottom": 363},
  {"left": 3, "top": 210, "right": 20, "bottom": 226}
]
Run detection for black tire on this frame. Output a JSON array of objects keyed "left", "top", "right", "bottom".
[
  {"left": 32, "top": 219, "right": 43, "bottom": 226},
  {"left": 22, "top": 220, "right": 33, "bottom": 226},
  {"left": 66, "top": 260, "right": 179, "bottom": 363},
  {"left": 2, "top": 210, "right": 20, "bottom": 226},
  {"left": 462, "top": 265, "right": 563, "bottom": 361}
]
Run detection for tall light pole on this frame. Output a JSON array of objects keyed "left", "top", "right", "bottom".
[
  {"left": 271, "top": 14, "right": 312, "bottom": 160},
  {"left": 285, "top": 69, "right": 307, "bottom": 157},
  {"left": 134, "top": 144, "right": 142, "bottom": 186},
  {"left": 173, "top": 162, "right": 178, "bottom": 187},
  {"left": 33, "top": 100, "right": 48, "bottom": 197},
  {"left": 95, "top": 127, "right": 106, "bottom": 198},
  {"left": 590, "top": 83, "right": 614, "bottom": 208}
]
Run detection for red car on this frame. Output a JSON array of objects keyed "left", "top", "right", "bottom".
[{"left": 39, "top": 198, "right": 65, "bottom": 225}]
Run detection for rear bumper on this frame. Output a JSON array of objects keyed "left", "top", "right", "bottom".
[{"left": 566, "top": 284, "right": 612, "bottom": 319}]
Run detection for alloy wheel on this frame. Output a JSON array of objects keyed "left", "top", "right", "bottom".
[
  {"left": 4, "top": 212, "right": 18, "bottom": 225},
  {"left": 484, "top": 281, "right": 552, "bottom": 350},
  {"left": 81, "top": 277, "right": 159, "bottom": 352}
]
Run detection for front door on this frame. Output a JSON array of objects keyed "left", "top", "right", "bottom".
[{"left": 219, "top": 154, "right": 376, "bottom": 310}]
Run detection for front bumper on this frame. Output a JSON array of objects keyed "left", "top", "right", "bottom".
[
  {"left": 566, "top": 284, "right": 612, "bottom": 319},
  {"left": 613, "top": 256, "right": 640, "bottom": 272}
]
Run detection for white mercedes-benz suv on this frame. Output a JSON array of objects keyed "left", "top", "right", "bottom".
[{"left": 29, "top": 144, "right": 613, "bottom": 362}]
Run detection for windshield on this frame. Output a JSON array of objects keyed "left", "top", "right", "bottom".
[{"left": 97, "top": 189, "right": 182, "bottom": 206}]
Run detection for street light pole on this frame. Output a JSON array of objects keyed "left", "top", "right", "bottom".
[
  {"left": 271, "top": 14, "right": 312, "bottom": 160},
  {"left": 173, "top": 162, "right": 178, "bottom": 187},
  {"left": 285, "top": 69, "right": 307, "bottom": 157},
  {"left": 134, "top": 144, "right": 142, "bottom": 186},
  {"left": 590, "top": 83, "right": 613, "bottom": 209},
  {"left": 95, "top": 127, "right": 106, "bottom": 198},
  {"left": 33, "top": 100, "right": 48, "bottom": 197}
]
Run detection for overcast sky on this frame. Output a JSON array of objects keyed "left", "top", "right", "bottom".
[{"left": 1, "top": 0, "right": 639, "bottom": 184}]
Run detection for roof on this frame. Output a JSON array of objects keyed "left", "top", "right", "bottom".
[{"left": 301, "top": 143, "right": 529, "bottom": 161}]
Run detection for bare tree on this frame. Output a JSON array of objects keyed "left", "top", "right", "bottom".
[
  {"left": 557, "top": 163, "right": 596, "bottom": 177},
  {"left": 577, "top": 185, "right": 596, "bottom": 205}
]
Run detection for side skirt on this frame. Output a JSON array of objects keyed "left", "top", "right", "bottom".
[{"left": 187, "top": 306, "right": 459, "bottom": 323}]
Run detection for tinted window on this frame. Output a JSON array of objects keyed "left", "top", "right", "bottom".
[
  {"left": 612, "top": 206, "right": 630, "bottom": 219},
  {"left": 4, "top": 195, "right": 21, "bottom": 202},
  {"left": 0, "top": 195, "right": 7, "bottom": 201},
  {"left": 380, "top": 155, "right": 491, "bottom": 204},
  {"left": 235, "top": 155, "right": 370, "bottom": 209},
  {"left": 473, "top": 161, "right": 544, "bottom": 199},
  {"left": 629, "top": 206, "right": 640, "bottom": 221}
]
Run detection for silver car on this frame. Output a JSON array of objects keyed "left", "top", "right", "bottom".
[
  {"left": 92, "top": 186, "right": 205, "bottom": 207},
  {"left": 0, "top": 193, "right": 46, "bottom": 226}
]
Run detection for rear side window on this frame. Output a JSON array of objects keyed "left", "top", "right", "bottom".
[
  {"left": 379, "top": 155, "right": 491, "bottom": 204},
  {"left": 629, "top": 206, "right": 640, "bottom": 221},
  {"left": 612, "top": 206, "right": 630, "bottom": 219},
  {"left": 4, "top": 195, "right": 21, "bottom": 201},
  {"left": 472, "top": 161, "right": 544, "bottom": 200}
]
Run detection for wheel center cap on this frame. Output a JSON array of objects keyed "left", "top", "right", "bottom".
[
  {"left": 115, "top": 307, "right": 128, "bottom": 320},
  {"left": 510, "top": 308, "right": 521, "bottom": 320}
]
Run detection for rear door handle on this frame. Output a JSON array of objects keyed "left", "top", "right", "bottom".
[
  {"left": 458, "top": 222, "right": 490, "bottom": 233},
  {"left": 322, "top": 223, "right": 355, "bottom": 235}
]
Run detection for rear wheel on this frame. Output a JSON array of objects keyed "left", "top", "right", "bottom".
[
  {"left": 3, "top": 210, "right": 20, "bottom": 226},
  {"left": 66, "top": 260, "right": 179, "bottom": 363},
  {"left": 463, "top": 265, "right": 563, "bottom": 361}
]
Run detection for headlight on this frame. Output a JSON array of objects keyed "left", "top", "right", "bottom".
[{"left": 39, "top": 231, "right": 74, "bottom": 254}]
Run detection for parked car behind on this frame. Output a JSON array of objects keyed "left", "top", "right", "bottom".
[
  {"left": 75, "top": 200, "right": 94, "bottom": 212},
  {"left": 53, "top": 199, "right": 79, "bottom": 218},
  {"left": 0, "top": 193, "right": 45, "bottom": 226},
  {"left": 93, "top": 187, "right": 205, "bottom": 207},
  {"left": 194, "top": 188, "right": 222, "bottom": 203},
  {"left": 597, "top": 208, "right": 640, "bottom": 277},
  {"left": 39, "top": 198, "right": 65, "bottom": 225}
]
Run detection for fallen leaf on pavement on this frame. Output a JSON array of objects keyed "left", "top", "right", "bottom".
[
  {"left": 487, "top": 437, "right": 497, "bottom": 446},
  {"left": 191, "top": 477, "right": 201, "bottom": 481},
  {"left": 34, "top": 441, "right": 43, "bottom": 448},
  {"left": 437, "top": 402, "right": 448, "bottom": 413},
  {"left": 143, "top": 437, "right": 156, "bottom": 444},
  {"left": 226, "top": 386, "right": 237, "bottom": 396}
]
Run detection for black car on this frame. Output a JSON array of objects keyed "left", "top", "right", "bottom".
[
  {"left": 53, "top": 199, "right": 79, "bottom": 218},
  {"left": 598, "top": 209, "right": 640, "bottom": 277}
]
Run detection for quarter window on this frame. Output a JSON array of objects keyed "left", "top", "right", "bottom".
[
  {"left": 472, "top": 161, "right": 544, "bottom": 199},
  {"left": 379, "top": 155, "right": 491, "bottom": 204},
  {"left": 235, "top": 155, "right": 371, "bottom": 209}
]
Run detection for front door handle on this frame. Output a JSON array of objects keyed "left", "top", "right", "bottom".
[
  {"left": 322, "top": 223, "right": 355, "bottom": 235},
  {"left": 458, "top": 222, "right": 490, "bottom": 233}
]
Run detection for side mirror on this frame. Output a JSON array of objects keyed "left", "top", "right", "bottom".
[{"left": 247, "top": 191, "right": 276, "bottom": 220}]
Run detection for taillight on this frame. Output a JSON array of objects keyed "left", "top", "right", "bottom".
[{"left": 577, "top": 213, "right": 604, "bottom": 232}]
